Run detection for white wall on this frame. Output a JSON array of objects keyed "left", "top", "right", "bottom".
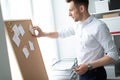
[
  {"left": 52, "top": 0, "right": 120, "bottom": 59},
  {"left": 52, "top": 0, "right": 77, "bottom": 59}
]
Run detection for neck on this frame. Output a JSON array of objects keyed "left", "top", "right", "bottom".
[{"left": 80, "top": 12, "right": 90, "bottom": 23}]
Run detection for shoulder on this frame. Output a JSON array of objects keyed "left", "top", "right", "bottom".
[
  {"left": 91, "top": 17, "right": 109, "bottom": 31},
  {"left": 92, "top": 17, "right": 106, "bottom": 27},
  {"left": 85, "top": 17, "right": 109, "bottom": 36}
]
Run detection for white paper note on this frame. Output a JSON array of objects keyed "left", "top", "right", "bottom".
[
  {"left": 18, "top": 24, "right": 25, "bottom": 36},
  {"left": 12, "top": 24, "right": 20, "bottom": 36},
  {"left": 22, "top": 47, "right": 29, "bottom": 59},
  {"left": 12, "top": 35, "right": 20, "bottom": 47},
  {"left": 28, "top": 41, "right": 34, "bottom": 51},
  {"left": 29, "top": 25, "right": 34, "bottom": 34}
]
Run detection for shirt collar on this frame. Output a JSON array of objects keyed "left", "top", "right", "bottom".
[{"left": 82, "top": 15, "right": 94, "bottom": 27}]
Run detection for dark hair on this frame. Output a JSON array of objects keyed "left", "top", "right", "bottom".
[{"left": 66, "top": 0, "right": 89, "bottom": 9}]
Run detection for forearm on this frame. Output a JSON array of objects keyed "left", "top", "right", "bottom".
[
  {"left": 91, "top": 55, "right": 115, "bottom": 69},
  {"left": 43, "top": 32, "right": 58, "bottom": 38}
]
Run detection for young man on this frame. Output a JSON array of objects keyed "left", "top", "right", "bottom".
[{"left": 32, "top": 0, "right": 119, "bottom": 80}]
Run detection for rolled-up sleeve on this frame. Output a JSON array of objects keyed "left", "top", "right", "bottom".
[
  {"left": 97, "top": 23, "right": 119, "bottom": 61},
  {"left": 58, "top": 27, "right": 75, "bottom": 38}
]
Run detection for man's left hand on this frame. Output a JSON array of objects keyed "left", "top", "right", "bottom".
[{"left": 74, "top": 64, "right": 88, "bottom": 75}]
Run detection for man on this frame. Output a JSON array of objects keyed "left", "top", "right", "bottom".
[{"left": 32, "top": 0, "right": 119, "bottom": 80}]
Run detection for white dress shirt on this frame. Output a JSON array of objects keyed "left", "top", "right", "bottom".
[{"left": 58, "top": 16, "right": 119, "bottom": 64}]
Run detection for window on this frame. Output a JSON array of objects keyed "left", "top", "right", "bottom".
[{"left": 1, "top": 0, "right": 59, "bottom": 79}]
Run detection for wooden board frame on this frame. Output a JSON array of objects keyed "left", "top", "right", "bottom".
[{"left": 4, "top": 20, "right": 48, "bottom": 80}]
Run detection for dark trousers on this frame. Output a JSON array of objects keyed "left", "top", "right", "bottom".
[{"left": 79, "top": 66, "right": 107, "bottom": 80}]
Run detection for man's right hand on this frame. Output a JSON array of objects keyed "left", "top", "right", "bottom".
[
  {"left": 32, "top": 26, "right": 58, "bottom": 38},
  {"left": 32, "top": 26, "right": 45, "bottom": 37}
]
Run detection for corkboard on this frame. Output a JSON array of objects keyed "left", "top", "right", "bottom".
[{"left": 4, "top": 20, "right": 48, "bottom": 80}]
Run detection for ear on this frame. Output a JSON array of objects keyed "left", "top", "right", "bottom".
[{"left": 79, "top": 5, "right": 85, "bottom": 12}]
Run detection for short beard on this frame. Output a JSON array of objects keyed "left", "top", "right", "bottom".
[{"left": 78, "top": 10, "right": 83, "bottom": 22}]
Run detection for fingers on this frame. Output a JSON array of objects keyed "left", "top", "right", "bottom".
[
  {"left": 74, "top": 66, "right": 80, "bottom": 72},
  {"left": 32, "top": 26, "right": 40, "bottom": 37},
  {"left": 32, "top": 26, "right": 44, "bottom": 37},
  {"left": 32, "top": 26, "right": 39, "bottom": 30},
  {"left": 74, "top": 64, "right": 88, "bottom": 75}
]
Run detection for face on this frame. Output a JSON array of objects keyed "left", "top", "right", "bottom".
[{"left": 68, "top": 1, "right": 83, "bottom": 22}]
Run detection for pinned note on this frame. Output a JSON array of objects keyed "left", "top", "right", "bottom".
[
  {"left": 28, "top": 41, "right": 34, "bottom": 51},
  {"left": 29, "top": 25, "right": 34, "bottom": 34},
  {"left": 12, "top": 24, "right": 20, "bottom": 36},
  {"left": 18, "top": 24, "right": 25, "bottom": 36},
  {"left": 12, "top": 34, "right": 20, "bottom": 47},
  {"left": 22, "top": 46, "right": 29, "bottom": 59}
]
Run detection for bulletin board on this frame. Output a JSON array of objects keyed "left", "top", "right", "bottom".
[{"left": 4, "top": 20, "right": 48, "bottom": 80}]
